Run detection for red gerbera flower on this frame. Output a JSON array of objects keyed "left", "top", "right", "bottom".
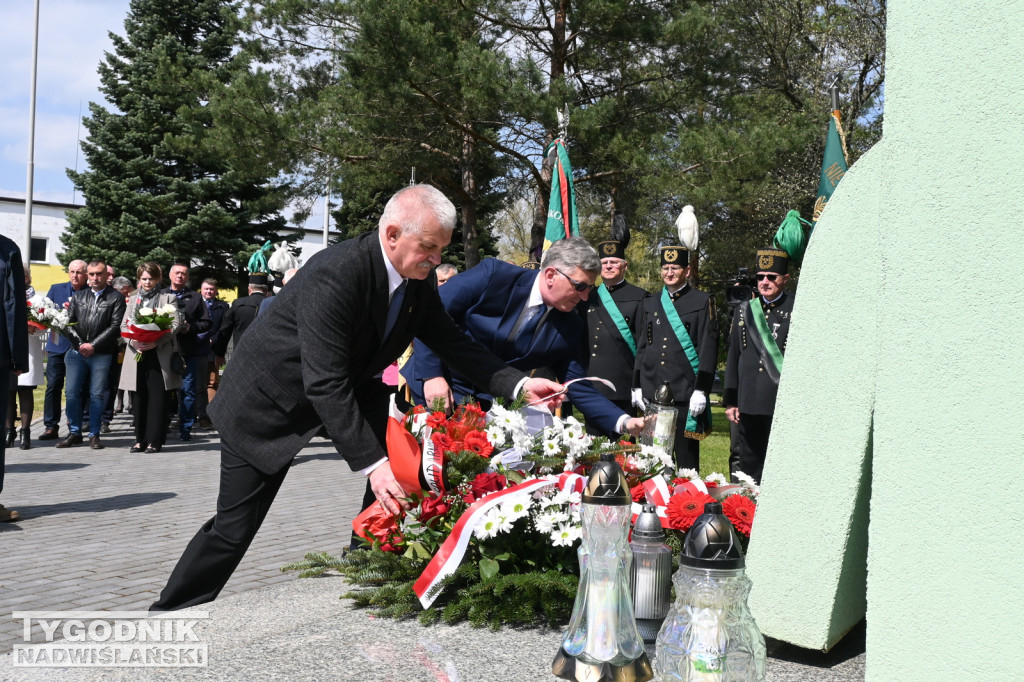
[
  {"left": 462, "top": 430, "right": 493, "bottom": 458},
  {"left": 426, "top": 411, "right": 447, "bottom": 429},
  {"left": 722, "top": 494, "right": 756, "bottom": 537},
  {"left": 431, "top": 432, "right": 455, "bottom": 454},
  {"left": 665, "top": 490, "right": 715, "bottom": 532}
]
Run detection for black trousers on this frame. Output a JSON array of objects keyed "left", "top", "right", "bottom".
[
  {"left": 674, "top": 424, "right": 700, "bottom": 472},
  {"left": 134, "top": 351, "right": 168, "bottom": 448},
  {"left": 152, "top": 380, "right": 392, "bottom": 611},
  {"left": 152, "top": 443, "right": 288, "bottom": 611},
  {"left": 728, "top": 413, "right": 773, "bottom": 484}
]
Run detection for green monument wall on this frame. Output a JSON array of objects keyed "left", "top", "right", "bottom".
[{"left": 744, "top": 1, "right": 1024, "bottom": 678}]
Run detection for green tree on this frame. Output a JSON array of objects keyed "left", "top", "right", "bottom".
[{"left": 64, "top": 0, "right": 289, "bottom": 286}]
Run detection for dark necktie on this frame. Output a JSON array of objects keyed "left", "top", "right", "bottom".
[
  {"left": 383, "top": 280, "right": 408, "bottom": 339},
  {"left": 511, "top": 305, "right": 548, "bottom": 356}
]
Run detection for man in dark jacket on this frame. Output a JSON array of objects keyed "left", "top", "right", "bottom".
[
  {"left": 212, "top": 274, "right": 268, "bottom": 358},
  {"left": 0, "top": 235, "right": 28, "bottom": 522},
  {"left": 57, "top": 260, "right": 126, "bottom": 450},
  {"left": 162, "top": 263, "right": 210, "bottom": 441},
  {"left": 152, "top": 184, "right": 563, "bottom": 611},
  {"left": 724, "top": 248, "right": 795, "bottom": 484},
  {"left": 195, "top": 278, "right": 228, "bottom": 429}
]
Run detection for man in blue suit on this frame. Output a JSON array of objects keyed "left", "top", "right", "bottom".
[
  {"left": 39, "top": 260, "right": 88, "bottom": 440},
  {"left": 403, "top": 237, "right": 645, "bottom": 438}
]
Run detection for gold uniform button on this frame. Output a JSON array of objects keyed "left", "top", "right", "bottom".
[
  {"left": 660, "top": 361, "right": 665, "bottom": 366},
  {"left": 758, "top": 367, "right": 764, "bottom": 373}
]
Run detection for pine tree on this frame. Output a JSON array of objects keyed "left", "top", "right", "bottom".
[{"left": 64, "top": 0, "right": 288, "bottom": 286}]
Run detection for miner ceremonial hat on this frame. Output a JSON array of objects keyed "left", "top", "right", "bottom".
[
  {"left": 520, "top": 260, "right": 541, "bottom": 270},
  {"left": 597, "top": 240, "right": 625, "bottom": 260},
  {"left": 660, "top": 245, "right": 686, "bottom": 267},
  {"left": 755, "top": 248, "right": 789, "bottom": 275},
  {"left": 248, "top": 272, "right": 269, "bottom": 286}
]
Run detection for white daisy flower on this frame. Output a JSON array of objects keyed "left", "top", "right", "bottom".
[
  {"left": 500, "top": 495, "right": 532, "bottom": 522},
  {"left": 474, "top": 509, "right": 501, "bottom": 540},
  {"left": 550, "top": 523, "right": 582, "bottom": 547}
]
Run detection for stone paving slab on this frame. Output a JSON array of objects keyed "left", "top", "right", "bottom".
[
  {"left": 0, "top": 412, "right": 363, "bottom": 653},
  {"left": 0, "top": 412, "right": 865, "bottom": 680}
]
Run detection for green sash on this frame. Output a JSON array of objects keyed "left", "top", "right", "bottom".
[
  {"left": 660, "top": 288, "right": 710, "bottom": 439},
  {"left": 597, "top": 284, "right": 636, "bottom": 355},
  {"left": 748, "top": 298, "right": 784, "bottom": 378}
]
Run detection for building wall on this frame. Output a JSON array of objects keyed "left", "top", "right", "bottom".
[
  {"left": 0, "top": 196, "right": 332, "bottom": 298},
  {"left": 745, "top": 1, "right": 1024, "bottom": 678}
]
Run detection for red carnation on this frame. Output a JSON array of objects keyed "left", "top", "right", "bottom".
[
  {"left": 463, "top": 430, "right": 493, "bottom": 458},
  {"left": 631, "top": 485, "right": 646, "bottom": 503},
  {"left": 426, "top": 411, "right": 447, "bottom": 429},
  {"left": 418, "top": 494, "right": 450, "bottom": 526},
  {"left": 704, "top": 481, "right": 719, "bottom": 489},
  {"left": 722, "top": 494, "right": 756, "bottom": 537},
  {"left": 670, "top": 477, "right": 692, "bottom": 487},
  {"left": 467, "top": 473, "right": 506, "bottom": 502},
  {"left": 665, "top": 490, "right": 715, "bottom": 532}
]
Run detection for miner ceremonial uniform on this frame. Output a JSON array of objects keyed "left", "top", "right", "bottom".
[
  {"left": 724, "top": 247, "right": 794, "bottom": 483},
  {"left": 584, "top": 241, "right": 648, "bottom": 433},
  {"left": 635, "top": 246, "right": 717, "bottom": 470}
]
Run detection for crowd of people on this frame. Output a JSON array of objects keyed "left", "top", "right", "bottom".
[{"left": 1, "top": 186, "right": 795, "bottom": 611}]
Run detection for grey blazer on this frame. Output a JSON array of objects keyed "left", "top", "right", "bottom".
[{"left": 208, "top": 231, "right": 525, "bottom": 475}]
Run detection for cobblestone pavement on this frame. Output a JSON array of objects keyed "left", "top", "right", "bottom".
[{"left": 0, "top": 412, "right": 365, "bottom": 653}]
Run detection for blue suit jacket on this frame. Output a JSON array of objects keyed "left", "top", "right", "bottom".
[
  {"left": 44, "top": 281, "right": 77, "bottom": 354},
  {"left": 402, "top": 258, "right": 625, "bottom": 436}
]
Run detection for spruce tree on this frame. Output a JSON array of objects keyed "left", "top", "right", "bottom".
[{"left": 64, "top": 0, "right": 288, "bottom": 286}]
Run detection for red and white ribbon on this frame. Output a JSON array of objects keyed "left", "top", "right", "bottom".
[{"left": 412, "top": 473, "right": 584, "bottom": 608}]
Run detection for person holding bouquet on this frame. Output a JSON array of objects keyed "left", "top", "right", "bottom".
[
  {"left": 6, "top": 272, "right": 45, "bottom": 450},
  {"left": 119, "top": 262, "right": 181, "bottom": 453}
]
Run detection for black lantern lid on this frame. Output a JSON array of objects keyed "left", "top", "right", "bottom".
[
  {"left": 680, "top": 502, "right": 745, "bottom": 569},
  {"left": 632, "top": 504, "right": 666, "bottom": 543},
  {"left": 582, "top": 453, "right": 631, "bottom": 506}
]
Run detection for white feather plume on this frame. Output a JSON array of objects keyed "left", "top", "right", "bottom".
[{"left": 675, "top": 205, "right": 699, "bottom": 251}]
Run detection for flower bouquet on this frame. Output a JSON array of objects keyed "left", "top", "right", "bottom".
[
  {"left": 285, "top": 401, "right": 759, "bottom": 629},
  {"left": 26, "top": 296, "right": 76, "bottom": 338},
  {"left": 121, "top": 302, "right": 177, "bottom": 361}
]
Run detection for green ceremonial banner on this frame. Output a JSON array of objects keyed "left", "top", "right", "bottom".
[
  {"left": 812, "top": 112, "right": 849, "bottom": 224},
  {"left": 543, "top": 139, "right": 579, "bottom": 249}
]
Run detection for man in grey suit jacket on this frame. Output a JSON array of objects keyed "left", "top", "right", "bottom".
[{"left": 152, "top": 185, "right": 563, "bottom": 611}]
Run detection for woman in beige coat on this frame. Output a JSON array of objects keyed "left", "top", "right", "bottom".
[{"left": 119, "top": 262, "right": 182, "bottom": 453}]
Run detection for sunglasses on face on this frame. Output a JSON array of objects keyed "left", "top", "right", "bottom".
[
  {"left": 756, "top": 273, "right": 779, "bottom": 282},
  {"left": 555, "top": 268, "right": 590, "bottom": 293}
]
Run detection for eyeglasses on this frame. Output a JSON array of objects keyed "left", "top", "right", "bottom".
[
  {"left": 554, "top": 268, "right": 590, "bottom": 293},
  {"left": 756, "top": 273, "right": 779, "bottom": 282}
]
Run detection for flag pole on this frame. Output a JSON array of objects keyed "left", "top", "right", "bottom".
[{"left": 23, "top": 0, "right": 41, "bottom": 275}]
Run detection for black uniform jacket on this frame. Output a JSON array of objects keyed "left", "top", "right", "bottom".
[
  {"left": 208, "top": 231, "right": 525, "bottom": 476},
  {"left": 584, "top": 280, "right": 647, "bottom": 401},
  {"left": 724, "top": 292, "right": 795, "bottom": 415},
  {"left": 634, "top": 284, "right": 717, "bottom": 402}
]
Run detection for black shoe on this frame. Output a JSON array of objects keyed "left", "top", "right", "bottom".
[
  {"left": 18, "top": 428, "right": 30, "bottom": 450},
  {"left": 199, "top": 418, "right": 213, "bottom": 429},
  {"left": 101, "top": 422, "right": 111, "bottom": 434},
  {"left": 145, "top": 445, "right": 161, "bottom": 453},
  {"left": 4, "top": 429, "right": 14, "bottom": 448},
  {"left": 56, "top": 433, "right": 84, "bottom": 448},
  {"left": 38, "top": 428, "right": 59, "bottom": 441},
  {"left": 89, "top": 436, "right": 105, "bottom": 450},
  {"left": 179, "top": 431, "right": 191, "bottom": 441},
  {"left": 130, "top": 443, "right": 144, "bottom": 453}
]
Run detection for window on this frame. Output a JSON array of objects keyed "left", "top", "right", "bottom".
[{"left": 29, "top": 237, "right": 47, "bottom": 263}]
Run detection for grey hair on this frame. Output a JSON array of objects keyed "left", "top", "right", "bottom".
[
  {"left": 378, "top": 184, "right": 457, "bottom": 235},
  {"left": 540, "top": 237, "right": 600, "bottom": 275},
  {"left": 435, "top": 263, "right": 458, "bottom": 277},
  {"left": 111, "top": 276, "right": 132, "bottom": 291}
]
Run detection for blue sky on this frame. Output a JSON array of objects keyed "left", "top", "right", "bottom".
[{"left": 1, "top": 1, "right": 131, "bottom": 204}]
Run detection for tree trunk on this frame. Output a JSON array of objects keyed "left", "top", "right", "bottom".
[
  {"left": 531, "top": 0, "right": 570, "bottom": 259},
  {"left": 461, "top": 130, "right": 480, "bottom": 269}
]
